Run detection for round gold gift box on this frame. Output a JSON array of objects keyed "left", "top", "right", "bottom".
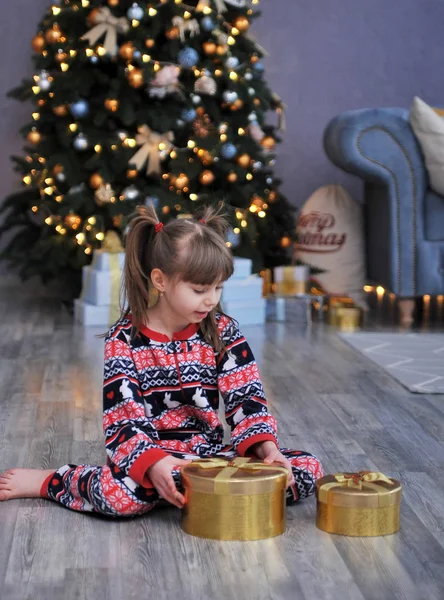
[
  {"left": 316, "top": 473, "right": 402, "bottom": 537},
  {"left": 181, "top": 461, "right": 287, "bottom": 541}
]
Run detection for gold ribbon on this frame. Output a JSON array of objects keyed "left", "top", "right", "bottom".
[
  {"left": 82, "top": 7, "right": 129, "bottom": 56},
  {"left": 102, "top": 230, "right": 124, "bottom": 253},
  {"left": 191, "top": 457, "right": 289, "bottom": 494},
  {"left": 318, "top": 471, "right": 396, "bottom": 507},
  {"left": 129, "top": 125, "right": 174, "bottom": 176}
]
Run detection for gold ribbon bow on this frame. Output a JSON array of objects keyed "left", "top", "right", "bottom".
[
  {"left": 191, "top": 457, "right": 289, "bottom": 494},
  {"left": 82, "top": 7, "right": 129, "bottom": 56},
  {"left": 318, "top": 471, "right": 396, "bottom": 506},
  {"left": 129, "top": 125, "right": 174, "bottom": 176}
]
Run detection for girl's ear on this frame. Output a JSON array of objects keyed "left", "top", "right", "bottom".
[{"left": 151, "top": 268, "right": 166, "bottom": 293}]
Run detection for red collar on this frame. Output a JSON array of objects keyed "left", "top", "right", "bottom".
[{"left": 139, "top": 321, "right": 199, "bottom": 342}]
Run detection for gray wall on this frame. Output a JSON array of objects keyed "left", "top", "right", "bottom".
[{"left": 2, "top": 0, "right": 444, "bottom": 214}]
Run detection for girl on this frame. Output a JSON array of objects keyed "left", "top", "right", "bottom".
[{"left": 0, "top": 204, "right": 323, "bottom": 516}]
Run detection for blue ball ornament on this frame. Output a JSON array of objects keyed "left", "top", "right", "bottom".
[
  {"left": 201, "top": 16, "right": 215, "bottom": 31},
  {"left": 221, "top": 143, "right": 237, "bottom": 160},
  {"left": 178, "top": 47, "right": 199, "bottom": 69},
  {"left": 146, "top": 195, "right": 159, "bottom": 209},
  {"left": 127, "top": 3, "right": 144, "bottom": 21},
  {"left": 73, "top": 133, "right": 89, "bottom": 151},
  {"left": 226, "top": 56, "right": 239, "bottom": 69},
  {"left": 181, "top": 108, "right": 197, "bottom": 122},
  {"left": 253, "top": 62, "right": 264, "bottom": 75},
  {"left": 70, "top": 100, "right": 89, "bottom": 118}
]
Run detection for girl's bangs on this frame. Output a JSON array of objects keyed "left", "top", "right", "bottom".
[{"left": 181, "top": 237, "right": 234, "bottom": 285}]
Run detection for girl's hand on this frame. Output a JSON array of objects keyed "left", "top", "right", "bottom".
[
  {"left": 146, "top": 456, "right": 191, "bottom": 508},
  {"left": 249, "top": 441, "right": 295, "bottom": 486}
]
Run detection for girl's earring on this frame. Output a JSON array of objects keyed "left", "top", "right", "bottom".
[{"left": 160, "top": 291, "right": 164, "bottom": 297}]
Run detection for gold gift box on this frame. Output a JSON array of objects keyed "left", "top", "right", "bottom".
[
  {"left": 316, "top": 471, "right": 402, "bottom": 537},
  {"left": 181, "top": 457, "right": 288, "bottom": 541},
  {"left": 328, "top": 297, "right": 363, "bottom": 331}
]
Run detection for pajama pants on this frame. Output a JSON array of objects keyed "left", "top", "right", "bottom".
[{"left": 41, "top": 447, "right": 323, "bottom": 517}]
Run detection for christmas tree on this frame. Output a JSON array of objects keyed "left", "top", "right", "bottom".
[{"left": 1, "top": 0, "right": 295, "bottom": 298}]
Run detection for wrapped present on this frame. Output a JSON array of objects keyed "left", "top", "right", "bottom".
[
  {"left": 222, "top": 275, "right": 263, "bottom": 303},
  {"left": 222, "top": 298, "right": 266, "bottom": 326},
  {"left": 232, "top": 257, "right": 252, "bottom": 280},
  {"left": 181, "top": 457, "right": 288, "bottom": 541},
  {"left": 327, "top": 297, "right": 363, "bottom": 331},
  {"left": 316, "top": 471, "right": 402, "bottom": 537},
  {"left": 274, "top": 265, "right": 308, "bottom": 296},
  {"left": 266, "top": 294, "right": 325, "bottom": 324}
]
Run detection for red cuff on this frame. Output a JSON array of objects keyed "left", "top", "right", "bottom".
[
  {"left": 40, "top": 471, "right": 56, "bottom": 498},
  {"left": 128, "top": 448, "right": 169, "bottom": 487},
  {"left": 237, "top": 433, "right": 278, "bottom": 457}
]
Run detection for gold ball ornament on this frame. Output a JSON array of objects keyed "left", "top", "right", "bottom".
[
  {"left": 45, "top": 24, "right": 63, "bottom": 44},
  {"left": 119, "top": 42, "right": 134, "bottom": 61},
  {"left": 27, "top": 130, "right": 41, "bottom": 144},
  {"left": 127, "top": 68, "right": 144, "bottom": 88},
  {"left": 145, "top": 39, "right": 155, "bottom": 48},
  {"left": 64, "top": 213, "right": 82, "bottom": 230},
  {"left": 89, "top": 173, "right": 104, "bottom": 189},
  {"left": 234, "top": 16, "right": 250, "bottom": 32},
  {"left": 108, "top": 0, "right": 120, "bottom": 5},
  {"left": 203, "top": 41, "right": 217, "bottom": 55},
  {"left": 173, "top": 173, "right": 190, "bottom": 190},
  {"left": 87, "top": 8, "right": 101, "bottom": 26},
  {"left": 231, "top": 99, "right": 244, "bottom": 111},
  {"left": 127, "top": 169, "right": 138, "bottom": 179},
  {"left": 199, "top": 170, "right": 215, "bottom": 185},
  {"left": 55, "top": 52, "right": 68, "bottom": 63},
  {"left": 237, "top": 153, "right": 250, "bottom": 168},
  {"left": 166, "top": 27, "right": 180, "bottom": 40},
  {"left": 162, "top": 205, "right": 170, "bottom": 215},
  {"left": 251, "top": 54, "right": 259, "bottom": 64},
  {"left": 37, "top": 99, "right": 46, "bottom": 107},
  {"left": 227, "top": 171, "right": 238, "bottom": 183},
  {"left": 280, "top": 236, "right": 292, "bottom": 249},
  {"left": 216, "top": 45, "right": 228, "bottom": 56},
  {"left": 254, "top": 98, "right": 261, "bottom": 106},
  {"left": 32, "top": 34, "right": 46, "bottom": 53},
  {"left": 104, "top": 98, "right": 119, "bottom": 112},
  {"left": 268, "top": 190, "right": 278, "bottom": 202},
  {"left": 53, "top": 105, "right": 68, "bottom": 117},
  {"left": 261, "top": 135, "right": 276, "bottom": 150}
]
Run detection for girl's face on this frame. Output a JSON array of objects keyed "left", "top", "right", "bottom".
[{"left": 165, "top": 278, "right": 224, "bottom": 323}]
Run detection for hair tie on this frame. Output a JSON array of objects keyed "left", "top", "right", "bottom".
[
  {"left": 199, "top": 219, "right": 206, "bottom": 225},
  {"left": 154, "top": 222, "right": 164, "bottom": 233}
]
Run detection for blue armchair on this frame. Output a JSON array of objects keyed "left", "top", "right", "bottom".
[{"left": 324, "top": 108, "right": 444, "bottom": 321}]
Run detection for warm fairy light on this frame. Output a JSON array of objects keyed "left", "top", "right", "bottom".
[
  {"left": 193, "top": 68, "right": 200, "bottom": 77},
  {"left": 184, "top": 10, "right": 191, "bottom": 18},
  {"left": 241, "top": 219, "right": 247, "bottom": 227},
  {"left": 215, "top": 69, "right": 222, "bottom": 76},
  {"left": 158, "top": 142, "right": 167, "bottom": 151},
  {"left": 85, "top": 48, "right": 94, "bottom": 57},
  {"left": 131, "top": 20, "right": 140, "bottom": 27},
  {"left": 61, "top": 63, "right": 69, "bottom": 72},
  {"left": 220, "top": 134, "right": 227, "bottom": 142},
  {"left": 70, "top": 50, "right": 77, "bottom": 57},
  {"left": 229, "top": 72, "right": 238, "bottom": 81},
  {"left": 111, "top": 144, "right": 117, "bottom": 150},
  {"left": 203, "top": 6, "right": 212, "bottom": 14},
  {"left": 32, "top": 112, "right": 40, "bottom": 120},
  {"left": 190, "top": 193, "right": 198, "bottom": 201},
  {"left": 84, "top": 247, "right": 92, "bottom": 255},
  {"left": 142, "top": 54, "right": 150, "bottom": 62},
  {"left": 44, "top": 178, "right": 53, "bottom": 184},
  {"left": 233, "top": 227, "right": 240, "bottom": 234},
  {"left": 258, "top": 210, "right": 266, "bottom": 218},
  {"left": 246, "top": 173, "right": 253, "bottom": 180},
  {"left": 238, "top": 128, "right": 245, "bottom": 135},
  {"left": 32, "top": 205, "right": 38, "bottom": 212},
  {"left": 127, "top": 64, "right": 135, "bottom": 71},
  {"left": 23, "top": 175, "right": 32, "bottom": 185},
  {"left": 44, "top": 186, "right": 54, "bottom": 195},
  {"left": 187, "top": 140, "right": 196, "bottom": 149},
  {"left": 149, "top": 7, "right": 157, "bottom": 15},
  {"left": 69, "top": 123, "right": 78, "bottom": 132},
  {"left": 45, "top": 217, "right": 53, "bottom": 225},
  {"left": 249, "top": 205, "right": 257, "bottom": 213},
  {"left": 153, "top": 63, "right": 161, "bottom": 71},
  {"left": 363, "top": 285, "right": 374, "bottom": 292},
  {"left": 236, "top": 211, "right": 243, "bottom": 219},
  {"left": 76, "top": 233, "right": 85, "bottom": 244},
  {"left": 82, "top": 0, "right": 90, "bottom": 6},
  {"left": 88, "top": 217, "right": 96, "bottom": 225},
  {"left": 94, "top": 144, "right": 102, "bottom": 153},
  {"left": 376, "top": 286, "right": 385, "bottom": 300},
  {"left": 55, "top": 195, "right": 63, "bottom": 202},
  {"left": 38, "top": 157, "right": 46, "bottom": 163},
  {"left": 227, "top": 36, "right": 236, "bottom": 45},
  {"left": 226, "top": 242, "right": 232, "bottom": 248},
  {"left": 52, "top": 6, "right": 61, "bottom": 15},
  {"left": 32, "top": 86, "right": 40, "bottom": 94},
  {"left": 125, "top": 138, "right": 136, "bottom": 147},
  {"left": 231, "top": 28, "right": 240, "bottom": 36},
  {"left": 97, "top": 46, "right": 107, "bottom": 56},
  {"left": 170, "top": 150, "right": 177, "bottom": 159},
  {"left": 96, "top": 232, "right": 105, "bottom": 241}
]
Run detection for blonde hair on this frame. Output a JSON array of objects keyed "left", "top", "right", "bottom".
[{"left": 121, "top": 203, "right": 234, "bottom": 351}]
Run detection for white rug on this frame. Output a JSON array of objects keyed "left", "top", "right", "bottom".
[{"left": 338, "top": 332, "right": 444, "bottom": 394}]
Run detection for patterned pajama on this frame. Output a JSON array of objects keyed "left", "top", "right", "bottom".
[{"left": 41, "top": 313, "right": 323, "bottom": 517}]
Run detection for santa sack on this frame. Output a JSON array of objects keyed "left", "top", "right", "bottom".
[{"left": 295, "top": 184, "right": 366, "bottom": 307}]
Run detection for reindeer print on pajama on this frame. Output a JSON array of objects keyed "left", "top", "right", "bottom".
[{"left": 41, "top": 314, "right": 323, "bottom": 516}]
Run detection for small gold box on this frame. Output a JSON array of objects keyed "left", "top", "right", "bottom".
[
  {"left": 316, "top": 471, "right": 402, "bottom": 537},
  {"left": 328, "top": 297, "right": 363, "bottom": 331},
  {"left": 181, "top": 457, "right": 288, "bottom": 541}
]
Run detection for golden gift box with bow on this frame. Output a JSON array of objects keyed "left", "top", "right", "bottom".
[
  {"left": 327, "top": 296, "right": 363, "bottom": 331},
  {"left": 316, "top": 471, "right": 402, "bottom": 537},
  {"left": 181, "top": 457, "right": 288, "bottom": 541}
]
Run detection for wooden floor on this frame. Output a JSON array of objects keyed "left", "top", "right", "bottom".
[{"left": 1, "top": 281, "right": 444, "bottom": 600}]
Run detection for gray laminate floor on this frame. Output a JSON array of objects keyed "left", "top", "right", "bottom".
[{"left": 1, "top": 280, "right": 444, "bottom": 600}]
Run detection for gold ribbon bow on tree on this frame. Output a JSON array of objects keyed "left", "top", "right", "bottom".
[
  {"left": 82, "top": 7, "right": 130, "bottom": 56},
  {"left": 129, "top": 125, "right": 174, "bottom": 176}
]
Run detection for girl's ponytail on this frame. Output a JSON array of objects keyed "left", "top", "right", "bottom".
[{"left": 198, "top": 203, "right": 230, "bottom": 239}]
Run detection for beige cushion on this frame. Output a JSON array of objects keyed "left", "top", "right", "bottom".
[{"left": 409, "top": 96, "right": 444, "bottom": 196}]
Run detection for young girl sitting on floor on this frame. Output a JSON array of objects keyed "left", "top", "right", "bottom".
[{"left": 0, "top": 204, "right": 323, "bottom": 516}]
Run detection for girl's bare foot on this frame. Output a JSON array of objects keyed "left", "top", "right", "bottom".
[{"left": 0, "top": 468, "right": 55, "bottom": 501}]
